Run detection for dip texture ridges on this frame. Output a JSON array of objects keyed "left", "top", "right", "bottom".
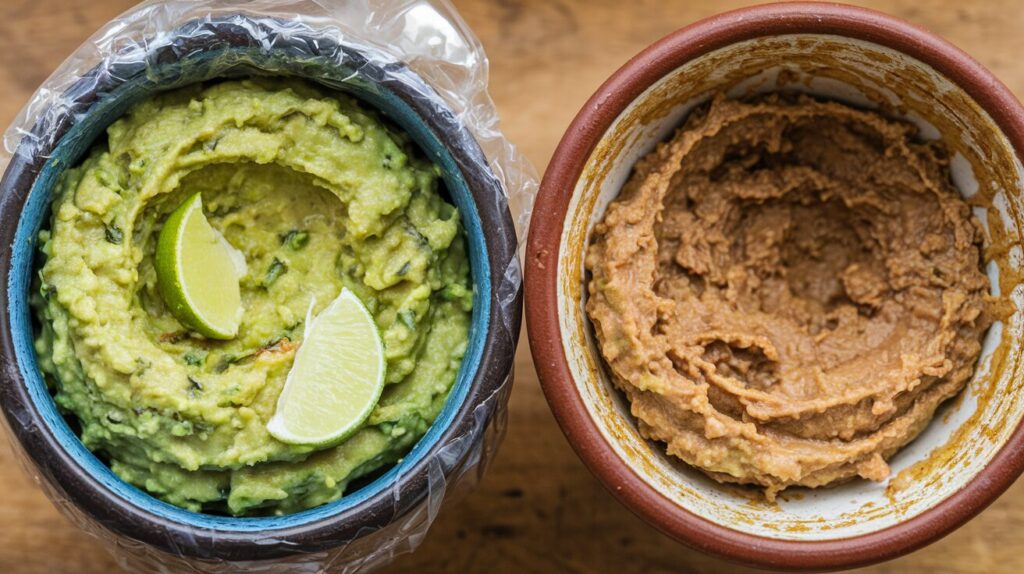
[
  {"left": 585, "top": 93, "right": 992, "bottom": 499},
  {"left": 32, "top": 78, "right": 473, "bottom": 516}
]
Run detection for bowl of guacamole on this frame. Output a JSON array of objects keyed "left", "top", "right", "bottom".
[{"left": 0, "top": 15, "right": 519, "bottom": 563}]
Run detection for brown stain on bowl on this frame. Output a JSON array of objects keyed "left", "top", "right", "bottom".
[{"left": 557, "top": 32, "right": 1024, "bottom": 539}]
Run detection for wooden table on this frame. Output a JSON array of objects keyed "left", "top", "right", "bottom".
[{"left": 2, "top": 1, "right": 1023, "bottom": 572}]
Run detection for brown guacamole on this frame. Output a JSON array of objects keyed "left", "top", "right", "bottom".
[{"left": 586, "top": 94, "right": 992, "bottom": 498}]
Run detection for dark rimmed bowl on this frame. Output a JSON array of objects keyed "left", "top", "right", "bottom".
[
  {"left": 526, "top": 2, "right": 1024, "bottom": 571},
  {"left": 0, "top": 14, "right": 520, "bottom": 564}
]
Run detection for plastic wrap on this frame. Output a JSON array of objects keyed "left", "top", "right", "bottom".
[{"left": 0, "top": 0, "right": 536, "bottom": 572}]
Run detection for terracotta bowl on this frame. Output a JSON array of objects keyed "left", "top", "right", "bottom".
[
  {"left": 526, "top": 3, "right": 1024, "bottom": 570},
  {"left": 0, "top": 15, "right": 519, "bottom": 567}
]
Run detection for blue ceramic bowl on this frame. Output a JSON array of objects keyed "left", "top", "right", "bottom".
[{"left": 0, "top": 15, "right": 519, "bottom": 562}]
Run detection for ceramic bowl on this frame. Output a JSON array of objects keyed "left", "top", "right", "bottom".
[
  {"left": 0, "top": 15, "right": 520, "bottom": 565},
  {"left": 526, "top": 3, "right": 1024, "bottom": 570}
]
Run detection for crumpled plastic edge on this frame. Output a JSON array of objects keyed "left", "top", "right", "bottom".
[{"left": 0, "top": 0, "right": 537, "bottom": 572}]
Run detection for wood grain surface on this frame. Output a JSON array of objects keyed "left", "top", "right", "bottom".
[{"left": 2, "top": 1, "right": 1023, "bottom": 572}]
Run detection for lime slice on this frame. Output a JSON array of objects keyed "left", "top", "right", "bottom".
[
  {"left": 155, "top": 192, "right": 243, "bottom": 340},
  {"left": 267, "top": 288, "right": 386, "bottom": 446}
]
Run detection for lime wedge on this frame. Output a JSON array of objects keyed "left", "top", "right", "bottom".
[
  {"left": 155, "top": 192, "right": 243, "bottom": 340},
  {"left": 267, "top": 288, "right": 386, "bottom": 446}
]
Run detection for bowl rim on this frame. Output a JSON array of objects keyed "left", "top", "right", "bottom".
[
  {"left": 0, "top": 15, "right": 521, "bottom": 561},
  {"left": 525, "top": 1, "right": 1024, "bottom": 570}
]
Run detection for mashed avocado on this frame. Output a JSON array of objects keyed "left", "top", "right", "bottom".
[{"left": 32, "top": 79, "right": 473, "bottom": 515}]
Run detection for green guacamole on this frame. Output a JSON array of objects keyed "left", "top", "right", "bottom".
[{"left": 32, "top": 79, "right": 473, "bottom": 515}]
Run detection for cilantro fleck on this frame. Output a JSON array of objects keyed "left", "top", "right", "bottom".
[
  {"left": 280, "top": 229, "right": 310, "bottom": 250},
  {"left": 263, "top": 258, "right": 288, "bottom": 288},
  {"left": 405, "top": 223, "right": 428, "bottom": 246},
  {"left": 183, "top": 351, "right": 206, "bottom": 366},
  {"left": 104, "top": 224, "right": 124, "bottom": 244},
  {"left": 213, "top": 354, "right": 241, "bottom": 373}
]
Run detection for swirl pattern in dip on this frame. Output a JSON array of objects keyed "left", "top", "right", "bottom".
[
  {"left": 33, "top": 79, "right": 473, "bottom": 515},
  {"left": 585, "top": 94, "right": 992, "bottom": 497}
]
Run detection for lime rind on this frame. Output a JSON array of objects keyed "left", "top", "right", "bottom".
[
  {"left": 267, "top": 288, "right": 386, "bottom": 446},
  {"left": 155, "top": 192, "right": 243, "bottom": 340}
]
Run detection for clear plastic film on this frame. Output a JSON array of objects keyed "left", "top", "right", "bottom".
[{"left": 0, "top": 0, "right": 536, "bottom": 572}]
